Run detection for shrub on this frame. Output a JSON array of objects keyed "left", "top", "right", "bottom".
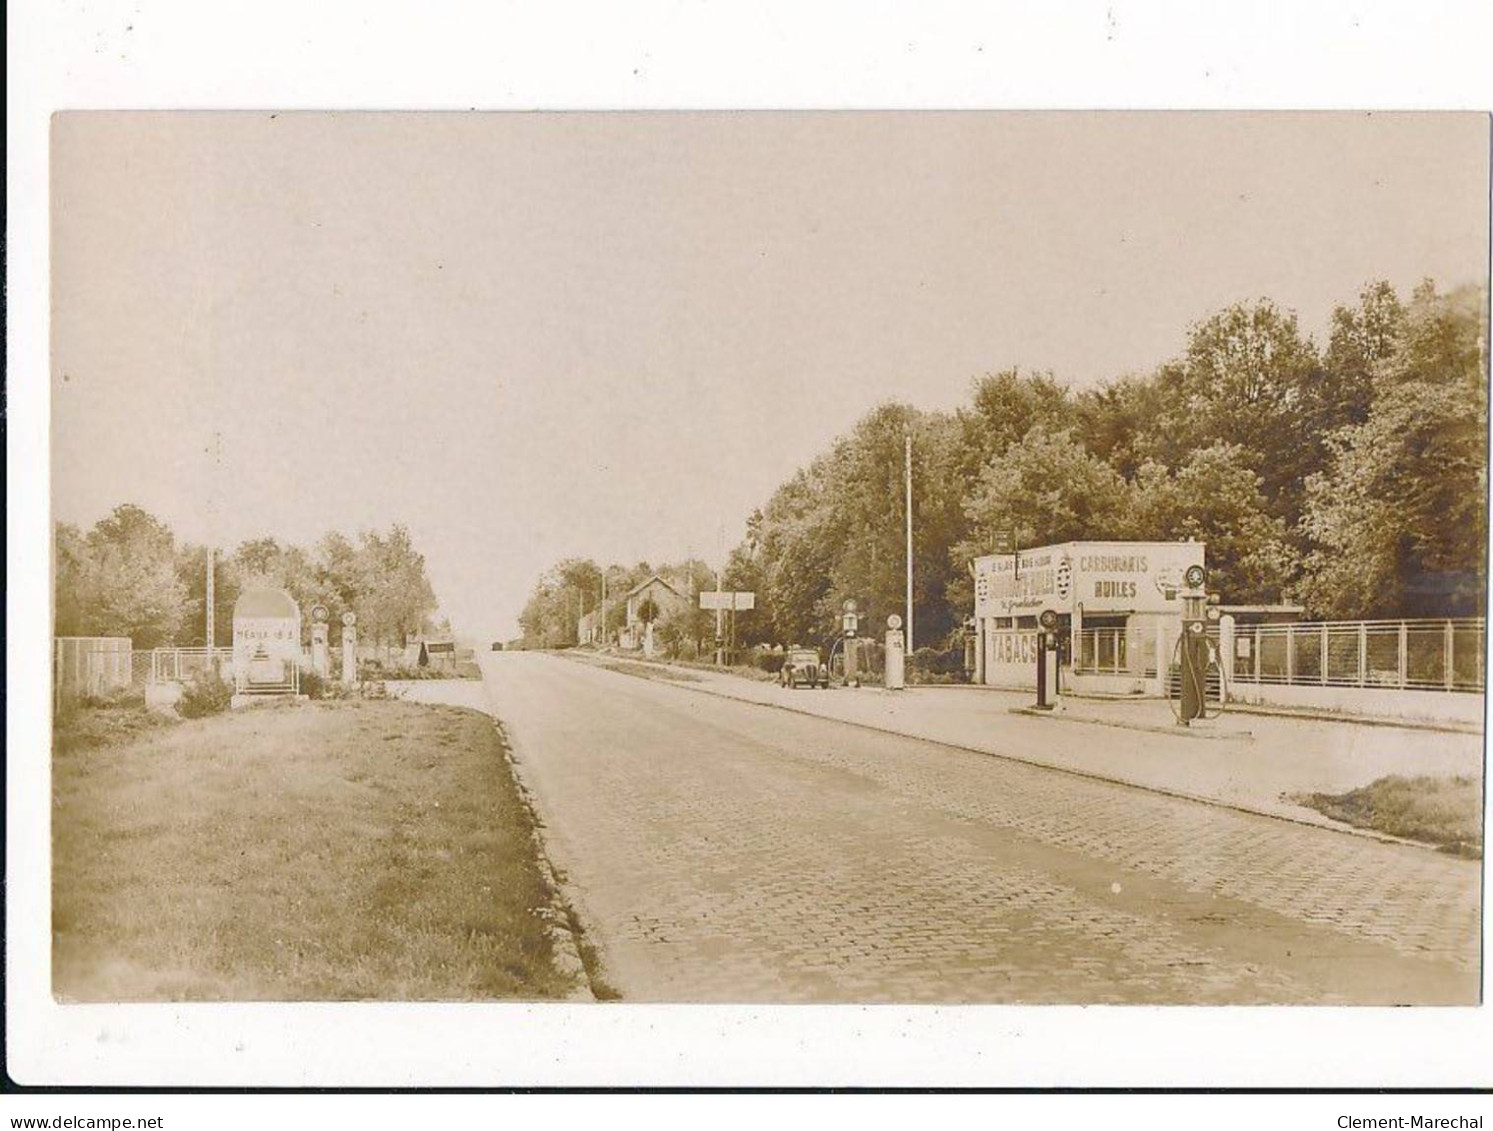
[
  {"left": 909, "top": 645, "right": 969, "bottom": 683},
  {"left": 755, "top": 651, "right": 785, "bottom": 674},
  {"left": 300, "top": 669, "right": 327, "bottom": 700},
  {"left": 177, "top": 670, "right": 234, "bottom": 718},
  {"left": 78, "top": 685, "right": 147, "bottom": 711}
]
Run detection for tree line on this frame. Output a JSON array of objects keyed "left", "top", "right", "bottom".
[
  {"left": 519, "top": 278, "right": 1487, "bottom": 652},
  {"left": 55, "top": 505, "right": 442, "bottom": 649},
  {"left": 518, "top": 558, "right": 719, "bottom": 654}
]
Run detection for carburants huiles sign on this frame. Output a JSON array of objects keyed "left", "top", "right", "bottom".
[{"left": 974, "top": 541, "right": 1204, "bottom": 619}]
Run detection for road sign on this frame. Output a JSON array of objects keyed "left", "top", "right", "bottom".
[
  {"left": 699, "top": 591, "right": 755, "bottom": 611},
  {"left": 992, "top": 531, "right": 1017, "bottom": 555}
]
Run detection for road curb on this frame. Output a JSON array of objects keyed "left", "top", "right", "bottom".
[
  {"left": 491, "top": 716, "right": 598, "bottom": 1003},
  {"left": 920, "top": 680, "right": 1481, "bottom": 735},
  {"left": 567, "top": 653, "right": 1458, "bottom": 856},
  {"left": 1007, "top": 705, "right": 1256, "bottom": 741}
]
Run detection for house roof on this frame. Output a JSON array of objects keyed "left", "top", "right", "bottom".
[
  {"left": 624, "top": 574, "right": 683, "bottom": 600},
  {"left": 233, "top": 587, "right": 300, "bottom": 619}
]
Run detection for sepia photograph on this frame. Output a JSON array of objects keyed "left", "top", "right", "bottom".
[{"left": 43, "top": 110, "right": 1489, "bottom": 1014}]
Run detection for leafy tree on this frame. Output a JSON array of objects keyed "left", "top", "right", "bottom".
[
  {"left": 1075, "top": 373, "right": 1171, "bottom": 480},
  {"left": 53, "top": 523, "right": 91, "bottom": 637},
  {"left": 175, "top": 543, "right": 242, "bottom": 646},
  {"left": 1126, "top": 443, "right": 1296, "bottom": 603},
  {"left": 354, "top": 525, "right": 440, "bottom": 647},
  {"left": 1156, "top": 299, "right": 1323, "bottom": 526},
  {"left": 312, "top": 531, "right": 365, "bottom": 624},
  {"left": 1298, "top": 284, "right": 1487, "bottom": 618},
  {"left": 958, "top": 368, "right": 1074, "bottom": 479},
  {"left": 58, "top": 504, "right": 188, "bottom": 646},
  {"left": 751, "top": 461, "right": 839, "bottom": 646},
  {"left": 960, "top": 426, "right": 1131, "bottom": 556},
  {"left": 1320, "top": 280, "right": 1404, "bottom": 430}
]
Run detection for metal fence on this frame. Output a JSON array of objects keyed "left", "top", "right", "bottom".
[
  {"left": 1230, "top": 618, "right": 1484, "bottom": 693},
  {"left": 53, "top": 637, "right": 132, "bottom": 708},
  {"left": 147, "top": 646, "right": 234, "bottom": 685}
]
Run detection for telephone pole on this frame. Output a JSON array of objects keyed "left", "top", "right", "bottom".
[
  {"left": 905, "top": 431, "right": 914, "bottom": 653},
  {"left": 205, "top": 547, "right": 216, "bottom": 649}
]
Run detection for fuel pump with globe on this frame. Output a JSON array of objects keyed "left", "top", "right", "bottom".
[
  {"left": 1175, "top": 563, "right": 1225, "bottom": 725},
  {"left": 840, "top": 599, "right": 861, "bottom": 687},
  {"left": 1033, "top": 608, "right": 1061, "bottom": 711}
]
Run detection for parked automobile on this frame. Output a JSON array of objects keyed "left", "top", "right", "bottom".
[{"left": 780, "top": 646, "right": 828, "bottom": 689}]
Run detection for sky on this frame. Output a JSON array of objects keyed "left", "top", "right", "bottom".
[{"left": 51, "top": 112, "right": 1490, "bottom": 640}]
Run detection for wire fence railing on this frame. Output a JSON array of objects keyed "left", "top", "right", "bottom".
[
  {"left": 1229, "top": 618, "right": 1484, "bottom": 693},
  {"left": 141, "top": 646, "right": 234, "bottom": 685}
]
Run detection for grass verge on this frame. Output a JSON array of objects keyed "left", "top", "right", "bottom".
[
  {"left": 1291, "top": 774, "right": 1483, "bottom": 858},
  {"left": 53, "top": 697, "right": 582, "bottom": 1000},
  {"left": 591, "top": 658, "right": 703, "bottom": 683}
]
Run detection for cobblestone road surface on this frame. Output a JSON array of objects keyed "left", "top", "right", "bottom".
[{"left": 473, "top": 653, "right": 1481, "bottom": 1004}]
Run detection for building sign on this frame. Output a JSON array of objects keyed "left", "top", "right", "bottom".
[
  {"left": 699, "top": 591, "right": 756, "bottom": 611},
  {"left": 974, "top": 541, "right": 1205, "bottom": 618},
  {"left": 983, "top": 629, "right": 1039, "bottom": 689},
  {"left": 975, "top": 548, "right": 1058, "bottom": 617}
]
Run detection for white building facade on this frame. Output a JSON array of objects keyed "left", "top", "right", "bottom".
[{"left": 971, "top": 540, "right": 1205, "bottom": 695}]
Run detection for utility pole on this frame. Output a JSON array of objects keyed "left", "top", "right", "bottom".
[
  {"left": 205, "top": 547, "right": 216, "bottom": 650},
  {"left": 206, "top": 429, "right": 221, "bottom": 652},
  {"left": 905, "top": 431, "right": 914, "bottom": 653},
  {"left": 715, "top": 565, "right": 724, "bottom": 665},
  {"left": 715, "top": 524, "right": 725, "bottom": 666}
]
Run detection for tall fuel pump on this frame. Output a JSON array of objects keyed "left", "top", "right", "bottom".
[
  {"left": 1033, "top": 608, "right": 1061, "bottom": 711},
  {"left": 1175, "top": 563, "right": 1224, "bottom": 725}
]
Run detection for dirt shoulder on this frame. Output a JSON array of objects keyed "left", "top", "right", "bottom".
[{"left": 52, "top": 698, "right": 583, "bottom": 1001}]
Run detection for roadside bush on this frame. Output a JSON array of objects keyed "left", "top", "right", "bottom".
[
  {"left": 755, "top": 651, "right": 785, "bottom": 674},
  {"left": 78, "top": 685, "right": 147, "bottom": 711},
  {"left": 177, "top": 671, "right": 234, "bottom": 718},
  {"left": 300, "top": 669, "right": 327, "bottom": 700},
  {"left": 909, "top": 645, "right": 969, "bottom": 684},
  {"left": 369, "top": 661, "right": 474, "bottom": 680}
]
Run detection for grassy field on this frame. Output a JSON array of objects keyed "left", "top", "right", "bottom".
[
  {"left": 53, "top": 698, "right": 583, "bottom": 1001},
  {"left": 1293, "top": 774, "right": 1483, "bottom": 857}
]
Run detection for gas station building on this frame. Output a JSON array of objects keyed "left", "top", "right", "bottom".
[{"left": 970, "top": 540, "right": 1206, "bottom": 696}]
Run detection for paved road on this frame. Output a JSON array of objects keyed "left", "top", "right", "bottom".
[{"left": 472, "top": 652, "right": 1480, "bottom": 1004}]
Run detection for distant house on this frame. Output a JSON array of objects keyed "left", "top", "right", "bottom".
[
  {"left": 577, "top": 609, "right": 600, "bottom": 646},
  {"left": 622, "top": 574, "right": 690, "bottom": 652}
]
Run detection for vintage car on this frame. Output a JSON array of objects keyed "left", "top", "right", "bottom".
[{"left": 779, "top": 646, "right": 829, "bottom": 689}]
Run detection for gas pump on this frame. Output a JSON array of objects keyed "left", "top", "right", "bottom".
[
  {"left": 884, "top": 614, "right": 906, "bottom": 690},
  {"left": 1175, "top": 563, "right": 1224, "bottom": 725},
  {"left": 841, "top": 599, "right": 861, "bottom": 687},
  {"left": 1033, "top": 608, "right": 1061, "bottom": 711}
]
